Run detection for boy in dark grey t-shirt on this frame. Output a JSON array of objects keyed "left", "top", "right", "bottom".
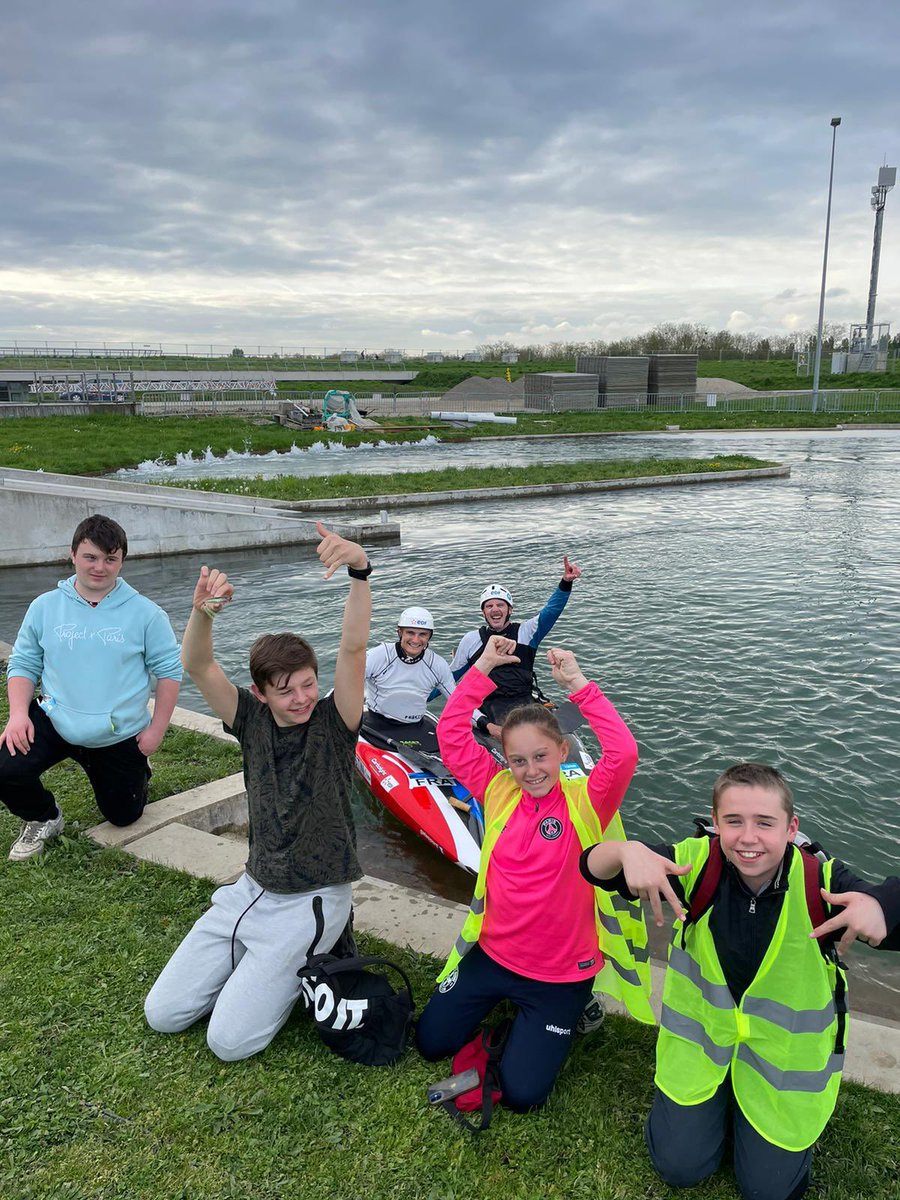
[
  {"left": 144, "top": 522, "right": 372, "bottom": 1061},
  {"left": 228, "top": 684, "right": 360, "bottom": 892}
]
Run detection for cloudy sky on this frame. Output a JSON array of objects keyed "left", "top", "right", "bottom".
[{"left": 2, "top": 0, "right": 899, "bottom": 352}]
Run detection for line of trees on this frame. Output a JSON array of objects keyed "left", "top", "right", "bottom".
[{"left": 475, "top": 322, "right": 900, "bottom": 362}]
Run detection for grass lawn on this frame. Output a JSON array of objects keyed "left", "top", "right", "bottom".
[
  {"left": 2, "top": 407, "right": 896, "bottom": 478},
  {"left": 0, "top": 415, "right": 463, "bottom": 476},
  {"left": 166, "top": 455, "right": 776, "bottom": 503},
  {"left": 1, "top": 678, "right": 898, "bottom": 1198}
]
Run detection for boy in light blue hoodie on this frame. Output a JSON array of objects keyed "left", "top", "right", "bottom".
[{"left": 0, "top": 514, "right": 182, "bottom": 861}]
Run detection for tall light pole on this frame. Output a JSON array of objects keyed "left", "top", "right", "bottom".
[{"left": 812, "top": 116, "right": 841, "bottom": 414}]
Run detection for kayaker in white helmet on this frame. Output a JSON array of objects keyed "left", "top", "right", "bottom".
[
  {"left": 450, "top": 557, "right": 582, "bottom": 737},
  {"left": 364, "top": 605, "right": 456, "bottom": 753}
]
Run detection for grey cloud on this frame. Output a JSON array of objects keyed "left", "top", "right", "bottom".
[{"left": 2, "top": 0, "right": 899, "bottom": 344}]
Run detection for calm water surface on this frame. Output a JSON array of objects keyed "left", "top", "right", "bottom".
[{"left": 6, "top": 429, "right": 900, "bottom": 1009}]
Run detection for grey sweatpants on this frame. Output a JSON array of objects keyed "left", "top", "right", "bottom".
[{"left": 144, "top": 872, "right": 352, "bottom": 1061}]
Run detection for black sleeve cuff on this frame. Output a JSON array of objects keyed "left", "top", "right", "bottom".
[
  {"left": 579, "top": 842, "right": 682, "bottom": 905},
  {"left": 831, "top": 863, "right": 900, "bottom": 946},
  {"left": 559, "top": 578, "right": 573, "bottom": 592},
  {"left": 579, "top": 845, "right": 633, "bottom": 895}
]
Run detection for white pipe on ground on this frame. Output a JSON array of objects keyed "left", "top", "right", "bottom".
[{"left": 430, "top": 411, "right": 517, "bottom": 425}]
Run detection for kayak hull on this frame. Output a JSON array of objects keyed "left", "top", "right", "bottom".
[{"left": 355, "top": 732, "right": 482, "bottom": 874}]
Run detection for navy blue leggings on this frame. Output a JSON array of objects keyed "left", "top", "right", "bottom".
[
  {"left": 416, "top": 944, "right": 594, "bottom": 1112},
  {"left": 646, "top": 1083, "right": 813, "bottom": 1200}
]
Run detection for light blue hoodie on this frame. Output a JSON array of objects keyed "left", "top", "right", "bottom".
[{"left": 7, "top": 576, "right": 182, "bottom": 748}]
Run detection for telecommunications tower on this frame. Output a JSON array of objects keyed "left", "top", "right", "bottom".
[
  {"left": 865, "top": 165, "right": 896, "bottom": 346},
  {"left": 838, "top": 163, "right": 897, "bottom": 373}
]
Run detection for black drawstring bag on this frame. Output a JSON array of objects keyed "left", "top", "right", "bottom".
[{"left": 296, "top": 897, "right": 414, "bottom": 1067}]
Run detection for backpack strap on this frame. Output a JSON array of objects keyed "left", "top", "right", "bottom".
[
  {"left": 681, "top": 835, "right": 723, "bottom": 947},
  {"left": 798, "top": 844, "right": 828, "bottom": 933},
  {"left": 795, "top": 845, "right": 847, "bottom": 1052},
  {"left": 305, "top": 953, "right": 415, "bottom": 1004}
]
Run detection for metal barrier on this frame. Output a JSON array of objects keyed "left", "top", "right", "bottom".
[
  {"left": 639, "top": 390, "right": 900, "bottom": 414},
  {"left": 132, "top": 388, "right": 900, "bottom": 419},
  {"left": 137, "top": 393, "right": 288, "bottom": 416}
]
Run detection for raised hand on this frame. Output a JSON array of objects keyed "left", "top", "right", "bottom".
[
  {"left": 546, "top": 648, "right": 588, "bottom": 692},
  {"left": 316, "top": 521, "right": 368, "bottom": 580},
  {"left": 619, "top": 842, "right": 692, "bottom": 928},
  {"left": 562, "top": 555, "right": 582, "bottom": 582},
  {"left": 192, "top": 565, "right": 234, "bottom": 616},
  {"left": 810, "top": 889, "right": 889, "bottom": 958},
  {"left": 476, "top": 635, "right": 520, "bottom": 675}
]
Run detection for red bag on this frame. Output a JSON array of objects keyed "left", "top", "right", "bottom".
[{"left": 443, "top": 1021, "right": 510, "bottom": 1131}]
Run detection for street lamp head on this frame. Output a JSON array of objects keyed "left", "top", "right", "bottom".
[{"left": 831, "top": 117, "right": 842, "bottom": 127}]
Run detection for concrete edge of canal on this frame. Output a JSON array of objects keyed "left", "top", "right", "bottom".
[
  {"left": 0, "top": 466, "right": 401, "bottom": 567},
  {"left": 2, "top": 612, "right": 898, "bottom": 1096}
]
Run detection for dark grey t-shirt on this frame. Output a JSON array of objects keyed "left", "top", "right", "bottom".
[{"left": 226, "top": 687, "right": 362, "bottom": 893}]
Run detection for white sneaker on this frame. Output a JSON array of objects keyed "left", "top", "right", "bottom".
[
  {"left": 576, "top": 995, "right": 606, "bottom": 1035},
  {"left": 8, "top": 810, "right": 65, "bottom": 861}
]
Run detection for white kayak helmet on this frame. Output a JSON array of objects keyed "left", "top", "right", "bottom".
[
  {"left": 479, "top": 584, "right": 513, "bottom": 610},
  {"left": 397, "top": 606, "right": 435, "bottom": 631}
]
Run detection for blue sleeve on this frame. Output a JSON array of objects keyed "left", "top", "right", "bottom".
[
  {"left": 6, "top": 601, "right": 45, "bottom": 684},
  {"left": 143, "top": 608, "right": 183, "bottom": 681},
  {"left": 525, "top": 581, "right": 572, "bottom": 648}
]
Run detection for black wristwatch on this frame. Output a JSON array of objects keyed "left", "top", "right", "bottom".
[{"left": 347, "top": 560, "right": 373, "bottom": 580}]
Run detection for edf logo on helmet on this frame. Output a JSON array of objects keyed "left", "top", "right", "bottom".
[
  {"left": 298, "top": 975, "right": 370, "bottom": 1031},
  {"left": 397, "top": 606, "right": 434, "bottom": 631},
  {"left": 479, "top": 584, "right": 513, "bottom": 608}
]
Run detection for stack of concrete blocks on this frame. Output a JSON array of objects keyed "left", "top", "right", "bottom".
[
  {"left": 575, "top": 356, "right": 649, "bottom": 408},
  {"left": 647, "top": 354, "right": 698, "bottom": 402},
  {"left": 523, "top": 372, "right": 600, "bottom": 411}
]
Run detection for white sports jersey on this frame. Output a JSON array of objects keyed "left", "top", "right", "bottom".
[{"left": 364, "top": 642, "right": 456, "bottom": 723}]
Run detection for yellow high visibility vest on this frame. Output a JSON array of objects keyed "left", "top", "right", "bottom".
[
  {"left": 436, "top": 770, "right": 655, "bottom": 1024},
  {"left": 656, "top": 838, "right": 847, "bottom": 1151}
]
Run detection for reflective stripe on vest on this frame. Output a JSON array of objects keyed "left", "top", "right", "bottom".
[
  {"left": 655, "top": 838, "right": 847, "bottom": 1151},
  {"left": 436, "top": 770, "right": 655, "bottom": 1025}
]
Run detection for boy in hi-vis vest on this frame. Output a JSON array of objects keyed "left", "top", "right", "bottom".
[{"left": 582, "top": 762, "right": 900, "bottom": 1200}]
